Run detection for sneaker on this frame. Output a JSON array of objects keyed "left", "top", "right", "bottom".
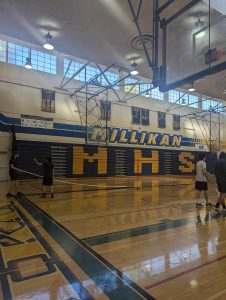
[
  {"left": 196, "top": 203, "right": 203, "bottom": 207},
  {"left": 222, "top": 208, "right": 226, "bottom": 213},
  {"left": 40, "top": 194, "right": 46, "bottom": 198},
  {"left": 51, "top": 194, "right": 54, "bottom": 199},
  {"left": 6, "top": 193, "right": 13, "bottom": 197},
  {"left": 214, "top": 207, "right": 220, "bottom": 213},
  {"left": 206, "top": 203, "right": 213, "bottom": 207}
]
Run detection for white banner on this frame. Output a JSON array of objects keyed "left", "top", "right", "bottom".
[
  {"left": 21, "top": 114, "right": 53, "bottom": 129},
  {"left": 195, "top": 144, "right": 209, "bottom": 152}
]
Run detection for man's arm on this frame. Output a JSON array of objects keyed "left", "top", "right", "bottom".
[
  {"left": 10, "top": 163, "right": 17, "bottom": 170},
  {"left": 202, "top": 164, "right": 211, "bottom": 180},
  {"left": 34, "top": 158, "right": 43, "bottom": 166}
]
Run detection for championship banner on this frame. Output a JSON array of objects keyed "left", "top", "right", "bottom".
[
  {"left": 42, "top": 89, "right": 55, "bottom": 113},
  {"left": 141, "top": 109, "right": 149, "bottom": 126},
  {"left": 100, "top": 101, "right": 111, "bottom": 121},
  {"left": 158, "top": 112, "right": 166, "bottom": 128},
  {"left": 21, "top": 115, "right": 53, "bottom": 129},
  {"left": 132, "top": 107, "right": 141, "bottom": 124},
  {"left": 173, "top": 114, "right": 180, "bottom": 131}
]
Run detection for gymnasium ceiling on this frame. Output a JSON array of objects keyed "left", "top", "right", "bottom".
[{"left": 0, "top": 0, "right": 225, "bottom": 101}]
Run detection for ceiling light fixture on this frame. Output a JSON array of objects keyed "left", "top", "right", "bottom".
[
  {"left": 43, "top": 32, "right": 54, "bottom": 50},
  {"left": 130, "top": 60, "right": 139, "bottom": 76},
  {"left": 194, "top": 18, "right": 206, "bottom": 39},
  {"left": 188, "top": 82, "right": 196, "bottom": 92}
]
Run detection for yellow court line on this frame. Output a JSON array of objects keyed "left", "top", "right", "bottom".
[{"left": 206, "top": 288, "right": 226, "bottom": 300}]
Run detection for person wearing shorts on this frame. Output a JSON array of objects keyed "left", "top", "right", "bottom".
[
  {"left": 195, "top": 153, "right": 212, "bottom": 207},
  {"left": 7, "top": 151, "right": 21, "bottom": 197},
  {"left": 34, "top": 156, "right": 54, "bottom": 198},
  {"left": 214, "top": 151, "right": 226, "bottom": 212}
]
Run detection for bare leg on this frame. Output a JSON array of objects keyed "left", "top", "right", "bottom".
[
  {"left": 15, "top": 180, "right": 20, "bottom": 193},
  {"left": 223, "top": 197, "right": 226, "bottom": 208},
  {"left": 196, "top": 190, "right": 202, "bottom": 205},
  {"left": 50, "top": 185, "right": 54, "bottom": 198},
  {"left": 204, "top": 190, "right": 209, "bottom": 205},
  {"left": 215, "top": 193, "right": 224, "bottom": 211},
  {"left": 40, "top": 185, "right": 47, "bottom": 198},
  {"left": 221, "top": 194, "right": 226, "bottom": 208},
  {"left": 7, "top": 181, "right": 14, "bottom": 196}
]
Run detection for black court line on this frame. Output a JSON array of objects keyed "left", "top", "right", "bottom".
[
  {"left": 0, "top": 250, "right": 12, "bottom": 300},
  {"left": 0, "top": 201, "right": 93, "bottom": 299},
  {"left": 16, "top": 195, "right": 155, "bottom": 300},
  {"left": 84, "top": 211, "right": 222, "bottom": 246},
  {"left": 13, "top": 204, "right": 94, "bottom": 299}
]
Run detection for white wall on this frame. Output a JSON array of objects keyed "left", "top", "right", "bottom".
[{"left": 0, "top": 42, "right": 225, "bottom": 153}]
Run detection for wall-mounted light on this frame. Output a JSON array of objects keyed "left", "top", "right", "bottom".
[
  {"left": 130, "top": 60, "right": 139, "bottom": 76},
  {"left": 145, "top": 91, "right": 150, "bottom": 98},
  {"left": 43, "top": 32, "right": 54, "bottom": 50},
  {"left": 188, "top": 82, "right": 196, "bottom": 92},
  {"left": 25, "top": 49, "right": 32, "bottom": 69},
  {"left": 194, "top": 18, "right": 206, "bottom": 39},
  {"left": 25, "top": 57, "right": 32, "bottom": 69}
]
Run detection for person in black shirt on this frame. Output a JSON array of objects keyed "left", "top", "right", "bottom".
[
  {"left": 214, "top": 151, "right": 226, "bottom": 212},
  {"left": 34, "top": 156, "right": 54, "bottom": 198},
  {"left": 7, "top": 151, "right": 21, "bottom": 197}
]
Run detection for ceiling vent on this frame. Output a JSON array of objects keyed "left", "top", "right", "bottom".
[{"left": 130, "top": 34, "right": 153, "bottom": 51}]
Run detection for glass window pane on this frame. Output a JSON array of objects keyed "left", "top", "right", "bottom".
[
  {"left": 124, "top": 77, "right": 139, "bottom": 94},
  {"left": 0, "top": 40, "right": 7, "bottom": 62},
  {"left": 151, "top": 87, "right": 164, "bottom": 100},
  {"left": 188, "top": 95, "right": 198, "bottom": 108},
  {"left": 168, "top": 90, "right": 180, "bottom": 103}
]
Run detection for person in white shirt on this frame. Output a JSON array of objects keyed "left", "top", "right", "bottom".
[{"left": 195, "top": 153, "right": 212, "bottom": 207}]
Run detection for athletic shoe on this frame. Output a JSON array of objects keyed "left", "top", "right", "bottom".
[
  {"left": 214, "top": 207, "right": 220, "bottom": 213},
  {"left": 6, "top": 193, "right": 13, "bottom": 197},
  {"left": 195, "top": 203, "right": 203, "bottom": 207},
  {"left": 222, "top": 208, "right": 226, "bottom": 213},
  {"left": 40, "top": 194, "right": 46, "bottom": 198},
  {"left": 206, "top": 203, "right": 213, "bottom": 207}
]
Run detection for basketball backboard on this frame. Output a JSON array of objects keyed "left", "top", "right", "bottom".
[{"left": 159, "top": 0, "right": 226, "bottom": 92}]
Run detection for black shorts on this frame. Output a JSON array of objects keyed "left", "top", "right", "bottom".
[
  {"left": 9, "top": 171, "right": 18, "bottom": 181},
  {"left": 195, "top": 181, "right": 208, "bottom": 191},
  {"left": 217, "top": 181, "right": 226, "bottom": 193},
  {"left": 42, "top": 177, "right": 53, "bottom": 186}
]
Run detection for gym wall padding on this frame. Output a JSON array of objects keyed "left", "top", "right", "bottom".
[{"left": 16, "top": 140, "right": 217, "bottom": 178}]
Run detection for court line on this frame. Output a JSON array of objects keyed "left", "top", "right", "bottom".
[
  {"left": 16, "top": 195, "right": 156, "bottom": 300},
  {"left": 0, "top": 250, "right": 12, "bottom": 300},
  {"left": 84, "top": 217, "right": 196, "bottom": 246},
  {"left": 11, "top": 202, "right": 94, "bottom": 299},
  {"left": 205, "top": 288, "right": 226, "bottom": 300},
  {"left": 144, "top": 255, "right": 226, "bottom": 290},
  {"left": 84, "top": 212, "right": 222, "bottom": 246}
]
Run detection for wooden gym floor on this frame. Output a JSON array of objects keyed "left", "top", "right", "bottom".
[{"left": 1, "top": 176, "right": 226, "bottom": 300}]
